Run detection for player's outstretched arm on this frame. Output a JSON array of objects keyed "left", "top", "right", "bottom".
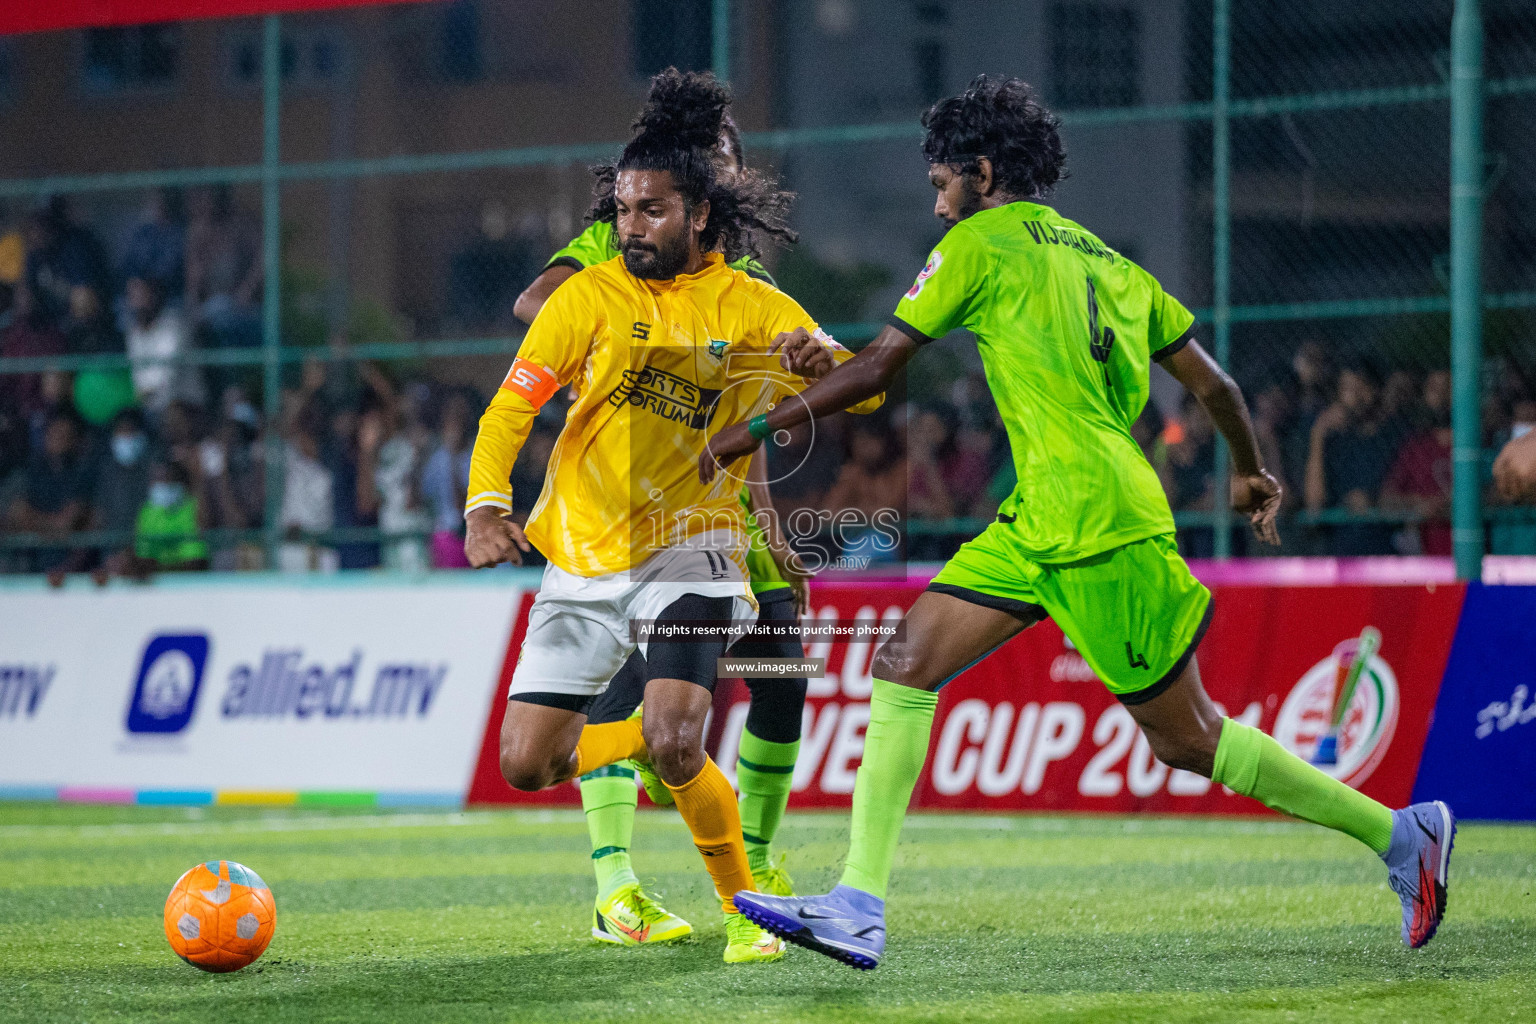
[
  {"left": 1493, "top": 429, "right": 1536, "bottom": 503},
  {"left": 1160, "top": 339, "right": 1282, "bottom": 546},
  {"left": 701, "top": 324, "right": 918, "bottom": 482},
  {"left": 513, "top": 264, "right": 579, "bottom": 325}
]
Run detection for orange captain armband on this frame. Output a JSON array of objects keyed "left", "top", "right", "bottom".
[{"left": 500, "top": 358, "right": 562, "bottom": 409}]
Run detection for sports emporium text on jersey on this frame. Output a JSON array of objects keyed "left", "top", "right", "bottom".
[{"left": 607, "top": 366, "right": 723, "bottom": 430}]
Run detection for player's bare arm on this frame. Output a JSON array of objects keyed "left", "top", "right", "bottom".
[
  {"left": 702, "top": 325, "right": 918, "bottom": 482},
  {"left": 745, "top": 447, "right": 811, "bottom": 614},
  {"left": 513, "top": 264, "right": 578, "bottom": 325},
  {"left": 1493, "top": 429, "right": 1536, "bottom": 502},
  {"left": 1159, "top": 339, "right": 1282, "bottom": 545}
]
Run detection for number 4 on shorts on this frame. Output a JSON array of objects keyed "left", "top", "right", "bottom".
[{"left": 1125, "top": 642, "right": 1149, "bottom": 670}]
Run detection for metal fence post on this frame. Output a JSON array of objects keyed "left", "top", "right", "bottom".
[
  {"left": 261, "top": 14, "right": 284, "bottom": 567},
  {"left": 1451, "top": 0, "right": 1485, "bottom": 582},
  {"left": 1211, "top": 0, "right": 1233, "bottom": 559},
  {"left": 712, "top": 0, "right": 731, "bottom": 82}
]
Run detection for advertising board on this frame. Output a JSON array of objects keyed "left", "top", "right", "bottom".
[{"left": 0, "top": 580, "right": 520, "bottom": 803}]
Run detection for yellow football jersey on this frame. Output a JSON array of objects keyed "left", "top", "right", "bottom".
[{"left": 466, "top": 253, "right": 878, "bottom": 577}]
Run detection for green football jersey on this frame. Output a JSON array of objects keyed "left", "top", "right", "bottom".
[
  {"left": 545, "top": 220, "right": 777, "bottom": 285},
  {"left": 892, "top": 201, "right": 1194, "bottom": 563}
]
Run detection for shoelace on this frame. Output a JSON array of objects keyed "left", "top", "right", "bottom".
[
  {"left": 726, "top": 913, "right": 770, "bottom": 940},
  {"left": 631, "top": 889, "right": 675, "bottom": 926}
]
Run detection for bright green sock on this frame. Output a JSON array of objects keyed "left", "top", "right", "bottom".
[
  {"left": 736, "top": 728, "right": 800, "bottom": 874},
  {"left": 840, "top": 679, "right": 939, "bottom": 899},
  {"left": 580, "top": 763, "right": 640, "bottom": 898},
  {"left": 1212, "top": 717, "right": 1395, "bottom": 854}
]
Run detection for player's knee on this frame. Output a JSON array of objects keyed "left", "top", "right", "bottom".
[
  {"left": 871, "top": 642, "right": 922, "bottom": 688},
  {"left": 1144, "top": 726, "right": 1218, "bottom": 777},
  {"left": 499, "top": 746, "right": 559, "bottom": 792},
  {"left": 641, "top": 716, "right": 705, "bottom": 785}
]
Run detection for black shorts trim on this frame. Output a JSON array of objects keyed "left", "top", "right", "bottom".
[
  {"left": 924, "top": 582, "right": 1048, "bottom": 626},
  {"left": 1116, "top": 593, "right": 1216, "bottom": 707},
  {"left": 1151, "top": 329, "right": 1194, "bottom": 363},
  {"left": 888, "top": 315, "right": 936, "bottom": 346},
  {"left": 544, "top": 256, "right": 585, "bottom": 273},
  {"left": 509, "top": 690, "right": 594, "bottom": 714}
]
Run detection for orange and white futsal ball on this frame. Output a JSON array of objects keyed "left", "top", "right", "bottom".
[{"left": 163, "top": 860, "right": 276, "bottom": 972}]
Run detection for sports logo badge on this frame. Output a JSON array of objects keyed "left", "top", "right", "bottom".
[
  {"left": 906, "top": 250, "right": 943, "bottom": 299},
  {"left": 1272, "top": 629, "right": 1398, "bottom": 788},
  {"left": 126, "top": 634, "right": 210, "bottom": 735},
  {"left": 708, "top": 338, "right": 729, "bottom": 359}
]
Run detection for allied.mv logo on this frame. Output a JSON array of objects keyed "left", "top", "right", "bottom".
[
  {"left": 126, "top": 634, "right": 210, "bottom": 734},
  {"left": 1271, "top": 633, "right": 1398, "bottom": 788}
]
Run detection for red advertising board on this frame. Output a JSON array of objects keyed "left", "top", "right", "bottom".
[{"left": 469, "top": 581, "right": 1465, "bottom": 814}]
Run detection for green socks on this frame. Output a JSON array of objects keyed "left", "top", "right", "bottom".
[
  {"left": 840, "top": 679, "right": 940, "bottom": 899},
  {"left": 580, "top": 763, "right": 640, "bottom": 898},
  {"left": 736, "top": 729, "right": 800, "bottom": 874},
  {"left": 1213, "top": 717, "right": 1395, "bottom": 854}
]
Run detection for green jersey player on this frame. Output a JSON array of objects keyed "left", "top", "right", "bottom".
[{"left": 704, "top": 75, "right": 1455, "bottom": 969}]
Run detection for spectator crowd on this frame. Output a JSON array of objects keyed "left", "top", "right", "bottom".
[{"left": 0, "top": 194, "right": 1532, "bottom": 580}]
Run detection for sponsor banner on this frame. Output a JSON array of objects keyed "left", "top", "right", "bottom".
[
  {"left": 470, "top": 581, "right": 1463, "bottom": 813},
  {"left": 0, "top": 580, "right": 520, "bottom": 797},
  {"left": 1412, "top": 584, "right": 1536, "bottom": 820},
  {"left": 709, "top": 584, "right": 1462, "bottom": 813}
]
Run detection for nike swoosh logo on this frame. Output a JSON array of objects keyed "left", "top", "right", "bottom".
[
  {"left": 1414, "top": 815, "right": 1438, "bottom": 842},
  {"left": 797, "top": 907, "right": 858, "bottom": 923}
]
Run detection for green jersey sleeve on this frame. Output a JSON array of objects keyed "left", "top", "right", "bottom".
[
  {"left": 890, "top": 222, "right": 989, "bottom": 343},
  {"left": 731, "top": 255, "right": 777, "bottom": 287},
  {"left": 1145, "top": 271, "right": 1196, "bottom": 362},
  {"left": 545, "top": 221, "right": 618, "bottom": 272}
]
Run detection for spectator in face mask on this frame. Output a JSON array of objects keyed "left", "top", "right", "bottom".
[
  {"left": 92, "top": 408, "right": 153, "bottom": 569},
  {"left": 134, "top": 459, "right": 209, "bottom": 570}
]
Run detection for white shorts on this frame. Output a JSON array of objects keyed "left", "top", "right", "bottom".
[{"left": 508, "top": 531, "right": 756, "bottom": 699}]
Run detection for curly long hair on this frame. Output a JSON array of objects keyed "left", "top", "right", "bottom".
[
  {"left": 586, "top": 68, "right": 797, "bottom": 263},
  {"left": 921, "top": 75, "right": 1067, "bottom": 199}
]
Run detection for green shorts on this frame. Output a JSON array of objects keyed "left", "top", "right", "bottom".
[{"left": 927, "top": 524, "right": 1212, "bottom": 704}]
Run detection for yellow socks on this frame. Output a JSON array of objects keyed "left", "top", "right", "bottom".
[
  {"left": 665, "top": 756, "right": 756, "bottom": 913},
  {"left": 574, "top": 719, "right": 647, "bottom": 777}
]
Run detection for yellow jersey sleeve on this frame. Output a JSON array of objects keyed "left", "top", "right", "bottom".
[
  {"left": 464, "top": 279, "right": 595, "bottom": 516},
  {"left": 750, "top": 287, "right": 884, "bottom": 415}
]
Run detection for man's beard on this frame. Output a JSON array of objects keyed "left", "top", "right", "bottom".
[
  {"left": 622, "top": 231, "right": 692, "bottom": 280},
  {"left": 941, "top": 179, "right": 986, "bottom": 229}
]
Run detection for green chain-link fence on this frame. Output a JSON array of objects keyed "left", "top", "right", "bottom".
[{"left": 0, "top": 0, "right": 1532, "bottom": 578}]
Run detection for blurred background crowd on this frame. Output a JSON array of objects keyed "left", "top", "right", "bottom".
[
  {"left": 2, "top": 0, "right": 1535, "bottom": 577},
  {"left": 1, "top": 186, "right": 1531, "bottom": 579}
]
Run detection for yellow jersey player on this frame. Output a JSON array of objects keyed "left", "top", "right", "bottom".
[
  {"left": 464, "top": 73, "right": 878, "bottom": 963},
  {"left": 510, "top": 71, "right": 814, "bottom": 950}
]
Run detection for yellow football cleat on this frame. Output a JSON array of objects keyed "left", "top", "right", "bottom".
[
  {"left": 591, "top": 884, "right": 692, "bottom": 945},
  {"left": 752, "top": 855, "right": 795, "bottom": 897},
  {"left": 723, "top": 911, "right": 786, "bottom": 963}
]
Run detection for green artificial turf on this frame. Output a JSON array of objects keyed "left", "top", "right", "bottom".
[{"left": 1, "top": 803, "right": 1532, "bottom": 1023}]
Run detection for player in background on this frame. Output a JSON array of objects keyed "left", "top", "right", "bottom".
[
  {"left": 703, "top": 76, "right": 1456, "bottom": 969},
  {"left": 510, "top": 71, "right": 812, "bottom": 947},
  {"left": 465, "top": 76, "right": 876, "bottom": 962}
]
